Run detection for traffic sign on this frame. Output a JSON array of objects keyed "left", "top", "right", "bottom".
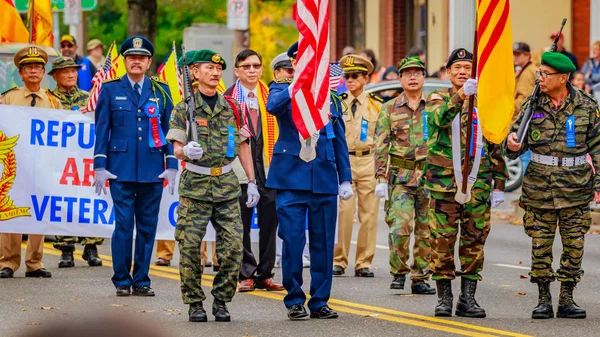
[{"left": 15, "top": 0, "right": 97, "bottom": 12}]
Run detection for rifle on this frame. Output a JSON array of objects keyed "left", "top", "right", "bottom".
[
  {"left": 516, "top": 18, "right": 567, "bottom": 144},
  {"left": 181, "top": 45, "right": 198, "bottom": 143}
]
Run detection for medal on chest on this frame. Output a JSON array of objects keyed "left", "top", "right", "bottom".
[{"left": 144, "top": 102, "right": 167, "bottom": 148}]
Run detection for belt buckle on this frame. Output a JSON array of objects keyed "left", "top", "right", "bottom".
[
  {"left": 356, "top": 150, "right": 363, "bottom": 156},
  {"left": 210, "top": 167, "right": 222, "bottom": 176}
]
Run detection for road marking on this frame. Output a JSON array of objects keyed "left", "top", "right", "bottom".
[
  {"left": 351, "top": 240, "right": 388, "bottom": 250},
  {"left": 494, "top": 264, "right": 530, "bottom": 271},
  {"left": 39, "top": 243, "right": 533, "bottom": 337}
]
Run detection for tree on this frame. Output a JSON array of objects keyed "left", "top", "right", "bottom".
[{"left": 127, "top": 0, "right": 157, "bottom": 41}]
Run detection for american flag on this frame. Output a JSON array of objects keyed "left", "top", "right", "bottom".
[
  {"left": 291, "top": 0, "right": 331, "bottom": 139},
  {"left": 85, "top": 42, "right": 117, "bottom": 111},
  {"left": 329, "top": 62, "right": 342, "bottom": 91}
]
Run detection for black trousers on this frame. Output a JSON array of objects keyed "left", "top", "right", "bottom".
[{"left": 239, "top": 183, "right": 278, "bottom": 281}]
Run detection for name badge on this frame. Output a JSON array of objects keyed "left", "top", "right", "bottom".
[
  {"left": 423, "top": 111, "right": 428, "bottom": 141},
  {"left": 360, "top": 117, "right": 368, "bottom": 142},
  {"left": 247, "top": 99, "right": 258, "bottom": 110},
  {"left": 566, "top": 116, "right": 576, "bottom": 148},
  {"left": 226, "top": 125, "right": 235, "bottom": 158},
  {"left": 115, "top": 96, "right": 127, "bottom": 101}
]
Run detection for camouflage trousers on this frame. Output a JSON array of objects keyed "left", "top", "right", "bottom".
[
  {"left": 428, "top": 189, "right": 491, "bottom": 281},
  {"left": 53, "top": 236, "right": 104, "bottom": 249},
  {"left": 522, "top": 204, "right": 591, "bottom": 284},
  {"left": 384, "top": 184, "right": 431, "bottom": 280},
  {"left": 176, "top": 196, "right": 243, "bottom": 304}
]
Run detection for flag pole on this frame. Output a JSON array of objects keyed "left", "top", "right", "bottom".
[
  {"left": 461, "top": 29, "right": 479, "bottom": 194},
  {"left": 28, "top": 0, "right": 35, "bottom": 44}
]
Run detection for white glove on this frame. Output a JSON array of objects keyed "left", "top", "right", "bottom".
[
  {"left": 375, "top": 183, "right": 389, "bottom": 200},
  {"left": 463, "top": 78, "right": 478, "bottom": 96},
  {"left": 339, "top": 181, "right": 354, "bottom": 201},
  {"left": 246, "top": 182, "right": 260, "bottom": 208},
  {"left": 92, "top": 168, "right": 117, "bottom": 196},
  {"left": 183, "top": 141, "right": 203, "bottom": 160},
  {"left": 158, "top": 169, "right": 178, "bottom": 195},
  {"left": 491, "top": 190, "right": 505, "bottom": 208}
]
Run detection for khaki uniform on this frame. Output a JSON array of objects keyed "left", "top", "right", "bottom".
[
  {"left": 514, "top": 62, "right": 537, "bottom": 121},
  {"left": 334, "top": 91, "right": 382, "bottom": 271},
  {"left": 0, "top": 86, "right": 60, "bottom": 272}
]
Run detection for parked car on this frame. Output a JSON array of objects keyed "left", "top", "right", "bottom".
[
  {"left": 364, "top": 79, "right": 523, "bottom": 192},
  {"left": 0, "top": 43, "right": 60, "bottom": 93}
]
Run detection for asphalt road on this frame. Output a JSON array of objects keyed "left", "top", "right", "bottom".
[{"left": 2, "top": 192, "right": 600, "bottom": 337}]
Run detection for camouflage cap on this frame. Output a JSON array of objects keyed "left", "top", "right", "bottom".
[
  {"left": 541, "top": 51, "right": 576, "bottom": 73},
  {"left": 192, "top": 49, "right": 227, "bottom": 70},
  {"left": 13, "top": 46, "right": 48, "bottom": 67},
  {"left": 48, "top": 56, "right": 82, "bottom": 75},
  {"left": 397, "top": 56, "right": 425, "bottom": 73},
  {"left": 177, "top": 50, "right": 197, "bottom": 68}
]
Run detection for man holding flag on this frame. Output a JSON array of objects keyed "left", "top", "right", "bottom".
[
  {"left": 266, "top": 41, "right": 352, "bottom": 320},
  {"left": 424, "top": 48, "right": 507, "bottom": 318}
]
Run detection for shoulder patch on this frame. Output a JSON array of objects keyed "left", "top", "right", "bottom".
[
  {"left": 1, "top": 87, "right": 17, "bottom": 97},
  {"left": 151, "top": 76, "right": 169, "bottom": 86},
  {"left": 340, "top": 92, "right": 348, "bottom": 100},
  {"left": 368, "top": 92, "right": 384, "bottom": 103},
  {"left": 102, "top": 77, "right": 120, "bottom": 84}
]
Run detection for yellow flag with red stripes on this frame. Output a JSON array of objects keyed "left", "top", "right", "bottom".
[
  {"left": 157, "top": 43, "right": 183, "bottom": 105},
  {"left": 476, "top": 0, "right": 515, "bottom": 144},
  {"left": 28, "top": 0, "right": 53, "bottom": 47}
]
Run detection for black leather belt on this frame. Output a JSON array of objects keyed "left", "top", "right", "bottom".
[{"left": 349, "top": 149, "right": 373, "bottom": 157}]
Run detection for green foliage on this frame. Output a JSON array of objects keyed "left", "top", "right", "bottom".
[{"left": 249, "top": 0, "right": 297, "bottom": 81}]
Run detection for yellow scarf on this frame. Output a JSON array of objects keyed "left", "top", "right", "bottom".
[{"left": 257, "top": 80, "right": 279, "bottom": 168}]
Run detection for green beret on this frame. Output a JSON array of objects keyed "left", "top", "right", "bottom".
[
  {"left": 177, "top": 51, "right": 196, "bottom": 68},
  {"left": 48, "top": 56, "right": 81, "bottom": 75},
  {"left": 541, "top": 52, "right": 576, "bottom": 73},
  {"left": 397, "top": 56, "right": 425, "bottom": 72},
  {"left": 192, "top": 49, "right": 227, "bottom": 70}
]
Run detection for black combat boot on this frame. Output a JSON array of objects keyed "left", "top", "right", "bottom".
[
  {"left": 434, "top": 279, "right": 453, "bottom": 317},
  {"left": 455, "top": 278, "right": 486, "bottom": 318},
  {"left": 82, "top": 244, "right": 102, "bottom": 267},
  {"left": 189, "top": 302, "right": 207, "bottom": 322},
  {"left": 58, "top": 246, "right": 75, "bottom": 268},
  {"left": 390, "top": 274, "right": 406, "bottom": 290},
  {"left": 213, "top": 300, "right": 231, "bottom": 322},
  {"left": 557, "top": 282, "right": 586, "bottom": 319},
  {"left": 532, "top": 281, "right": 553, "bottom": 319}
]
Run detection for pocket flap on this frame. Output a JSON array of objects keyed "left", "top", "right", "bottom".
[{"left": 109, "top": 139, "right": 128, "bottom": 152}]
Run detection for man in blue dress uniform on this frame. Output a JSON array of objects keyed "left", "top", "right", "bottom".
[
  {"left": 93, "top": 36, "right": 178, "bottom": 297},
  {"left": 266, "top": 42, "right": 354, "bottom": 320}
]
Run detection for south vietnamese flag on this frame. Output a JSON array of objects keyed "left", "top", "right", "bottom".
[{"left": 476, "top": 0, "right": 515, "bottom": 144}]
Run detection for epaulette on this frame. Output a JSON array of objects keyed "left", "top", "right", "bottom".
[
  {"left": 151, "top": 76, "right": 169, "bottom": 86},
  {"left": 368, "top": 92, "right": 384, "bottom": 103},
  {"left": 274, "top": 78, "right": 292, "bottom": 84},
  {"left": 1, "top": 87, "right": 17, "bottom": 97},
  {"left": 340, "top": 92, "right": 348, "bottom": 100},
  {"left": 102, "top": 77, "right": 120, "bottom": 84}
]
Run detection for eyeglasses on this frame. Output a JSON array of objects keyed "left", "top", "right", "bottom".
[
  {"left": 238, "top": 63, "right": 262, "bottom": 71},
  {"left": 401, "top": 71, "right": 424, "bottom": 78},
  {"left": 536, "top": 71, "right": 561, "bottom": 79},
  {"left": 22, "top": 64, "right": 44, "bottom": 72},
  {"left": 344, "top": 73, "right": 365, "bottom": 80},
  {"left": 60, "top": 43, "right": 74, "bottom": 48}
]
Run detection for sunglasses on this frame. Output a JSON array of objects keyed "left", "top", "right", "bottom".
[
  {"left": 60, "top": 43, "right": 74, "bottom": 48},
  {"left": 278, "top": 68, "right": 294, "bottom": 75},
  {"left": 238, "top": 63, "right": 262, "bottom": 71},
  {"left": 344, "top": 73, "right": 365, "bottom": 80}
]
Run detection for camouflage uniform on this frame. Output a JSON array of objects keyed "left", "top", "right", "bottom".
[
  {"left": 424, "top": 88, "right": 507, "bottom": 281},
  {"left": 506, "top": 84, "right": 600, "bottom": 284},
  {"left": 166, "top": 90, "right": 244, "bottom": 305},
  {"left": 50, "top": 85, "right": 105, "bottom": 249},
  {"left": 375, "top": 92, "right": 431, "bottom": 280}
]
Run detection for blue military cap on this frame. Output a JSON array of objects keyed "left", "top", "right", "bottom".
[
  {"left": 120, "top": 36, "right": 154, "bottom": 57},
  {"left": 287, "top": 42, "right": 298, "bottom": 60}
]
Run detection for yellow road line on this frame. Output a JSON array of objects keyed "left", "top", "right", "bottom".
[{"left": 39, "top": 243, "right": 532, "bottom": 337}]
